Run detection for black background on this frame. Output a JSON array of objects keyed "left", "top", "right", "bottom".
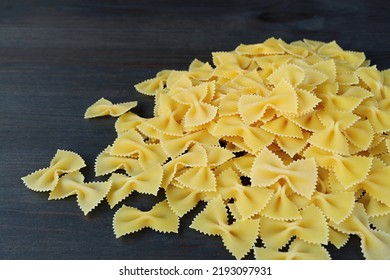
[{"left": 1, "top": 0, "right": 389, "bottom": 260}]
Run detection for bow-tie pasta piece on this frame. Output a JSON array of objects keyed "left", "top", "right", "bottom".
[
  {"left": 115, "top": 112, "right": 145, "bottom": 135},
  {"left": 113, "top": 200, "right": 179, "bottom": 238},
  {"left": 190, "top": 196, "right": 259, "bottom": 259},
  {"left": 267, "top": 64, "right": 305, "bottom": 87},
  {"left": 331, "top": 203, "right": 390, "bottom": 260},
  {"left": 143, "top": 105, "right": 185, "bottom": 137},
  {"left": 359, "top": 193, "right": 390, "bottom": 218},
  {"left": 216, "top": 168, "right": 273, "bottom": 220},
  {"left": 254, "top": 239, "right": 331, "bottom": 260},
  {"left": 213, "top": 115, "right": 274, "bottom": 154},
  {"left": 238, "top": 79, "right": 298, "bottom": 125},
  {"left": 160, "top": 129, "right": 219, "bottom": 158},
  {"left": 188, "top": 59, "right": 214, "bottom": 81},
  {"left": 111, "top": 129, "right": 168, "bottom": 169},
  {"left": 356, "top": 66, "right": 389, "bottom": 99},
  {"left": 106, "top": 164, "right": 163, "bottom": 208},
  {"left": 94, "top": 146, "right": 143, "bottom": 177},
  {"left": 22, "top": 150, "right": 86, "bottom": 192},
  {"left": 356, "top": 158, "right": 390, "bottom": 207},
  {"left": 171, "top": 82, "right": 218, "bottom": 127},
  {"left": 259, "top": 204, "right": 328, "bottom": 249},
  {"left": 304, "top": 146, "right": 373, "bottom": 189},
  {"left": 134, "top": 70, "right": 171, "bottom": 96},
  {"left": 261, "top": 181, "right": 302, "bottom": 220},
  {"left": 166, "top": 183, "right": 204, "bottom": 217},
  {"left": 84, "top": 98, "right": 137, "bottom": 118},
  {"left": 175, "top": 166, "right": 217, "bottom": 192},
  {"left": 235, "top": 38, "right": 285, "bottom": 56},
  {"left": 251, "top": 148, "right": 317, "bottom": 199},
  {"left": 261, "top": 116, "right": 304, "bottom": 138},
  {"left": 161, "top": 143, "right": 208, "bottom": 189},
  {"left": 48, "top": 171, "right": 111, "bottom": 215},
  {"left": 308, "top": 109, "right": 360, "bottom": 155}
]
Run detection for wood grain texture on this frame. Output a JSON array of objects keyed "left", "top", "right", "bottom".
[{"left": 1, "top": 0, "right": 389, "bottom": 260}]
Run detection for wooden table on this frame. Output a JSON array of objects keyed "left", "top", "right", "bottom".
[{"left": 1, "top": 0, "right": 389, "bottom": 259}]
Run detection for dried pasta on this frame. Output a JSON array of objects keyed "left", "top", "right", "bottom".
[
  {"left": 49, "top": 171, "right": 111, "bottom": 215},
  {"left": 190, "top": 196, "right": 260, "bottom": 259},
  {"left": 22, "top": 38, "right": 390, "bottom": 260},
  {"left": 22, "top": 149, "right": 86, "bottom": 192},
  {"left": 254, "top": 239, "right": 331, "bottom": 260},
  {"left": 84, "top": 98, "right": 137, "bottom": 118},
  {"left": 113, "top": 200, "right": 179, "bottom": 237}
]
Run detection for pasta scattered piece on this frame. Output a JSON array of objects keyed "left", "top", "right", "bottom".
[
  {"left": 190, "top": 196, "right": 260, "bottom": 259},
  {"left": 49, "top": 171, "right": 111, "bottom": 215},
  {"left": 254, "top": 239, "right": 331, "bottom": 260},
  {"left": 330, "top": 203, "right": 390, "bottom": 260},
  {"left": 113, "top": 200, "right": 179, "bottom": 237},
  {"left": 22, "top": 150, "right": 85, "bottom": 192},
  {"left": 251, "top": 148, "right": 317, "bottom": 199},
  {"left": 84, "top": 98, "right": 138, "bottom": 118},
  {"left": 22, "top": 38, "right": 390, "bottom": 259},
  {"left": 95, "top": 146, "right": 143, "bottom": 176},
  {"left": 259, "top": 204, "right": 328, "bottom": 249},
  {"left": 106, "top": 164, "right": 163, "bottom": 208}
]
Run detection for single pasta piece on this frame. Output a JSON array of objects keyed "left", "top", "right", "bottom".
[
  {"left": 113, "top": 200, "right": 179, "bottom": 238},
  {"left": 84, "top": 98, "right": 137, "bottom": 118},
  {"left": 48, "top": 171, "right": 111, "bottom": 215},
  {"left": 22, "top": 149, "right": 85, "bottom": 192}
]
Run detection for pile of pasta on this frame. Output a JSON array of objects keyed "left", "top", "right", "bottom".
[{"left": 22, "top": 38, "right": 390, "bottom": 260}]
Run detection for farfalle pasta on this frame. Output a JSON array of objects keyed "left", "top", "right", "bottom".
[
  {"left": 113, "top": 200, "right": 179, "bottom": 237},
  {"left": 22, "top": 149, "right": 86, "bottom": 192},
  {"left": 95, "top": 145, "right": 143, "bottom": 176},
  {"left": 22, "top": 38, "right": 390, "bottom": 260},
  {"left": 49, "top": 171, "right": 111, "bottom": 215},
  {"left": 84, "top": 98, "right": 137, "bottom": 118},
  {"left": 254, "top": 239, "right": 331, "bottom": 260},
  {"left": 190, "top": 196, "right": 260, "bottom": 259}
]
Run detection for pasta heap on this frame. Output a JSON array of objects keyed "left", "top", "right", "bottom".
[{"left": 22, "top": 38, "right": 390, "bottom": 260}]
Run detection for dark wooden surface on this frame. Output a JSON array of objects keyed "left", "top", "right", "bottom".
[{"left": 1, "top": 0, "right": 389, "bottom": 260}]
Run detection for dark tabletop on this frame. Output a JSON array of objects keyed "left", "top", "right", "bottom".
[{"left": 1, "top": 0, "right": 389, "bottom": 260}]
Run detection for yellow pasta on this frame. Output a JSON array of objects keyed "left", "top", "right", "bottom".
[
  {"left": 49, "top": 171, "right": 111, "bottom": 215},
  {"left": 114, "top": 112, "right": 145, "bottom": 134},
  {"left": 166, "top": 183, "right": 203, "bottom": 217},
  {"left": 261, "top": 181, "right": 302, "bottom": 220},
  {"left": 106, "top": 164, "right": 163, "bottom": 208},
  {"left": 213, "top": 115, "right": 274, "bottom": 153},
  {"left": 238, "top": 79, "right": 298, "bottom": 125},
  {"left": 190, "top": 196, "right": 260, "bottom": 259},
  {"left": 216, "top": 168, "right": 273, "bottom": 219},
  {"left": 259, "top": 204, "right": 328, "bottom": 249},
  {"left": 330, "top": 203, "right": 390, "bottom": 259},
  {"left": 22, "top": 38, "right": 390, "bottom": 260},
  {"left": 111, "top": 128, "right": 168, "bottom": 169},
  {"left": 251, "top": 148, "right": 317, "bottom": 199},
  {"left": 113, "top": 200, "right": 179, "bottom": 237},
  {"left": 94, "top": 146, "right": 143, "bottom": 176},
  {"left": 328, "top": 226, "right": 350, "bottom": 249},
  {"left": 311, "top": 190, "right": 355, "bottom": 224},
  {"left": 356, "top": 158, "right": 390, "bottom": 207},
  {"left": 160, "top": 129, "right": 219, "bottom": 158},
  {"left": 22, "top": 149, "right": 85, "bottom": 192},
  {"left": 254, "top": 239, "right": 331, "bottom": 260},
  {"left": 84, "top": 97, "right": 137, "bottom": 118}
]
